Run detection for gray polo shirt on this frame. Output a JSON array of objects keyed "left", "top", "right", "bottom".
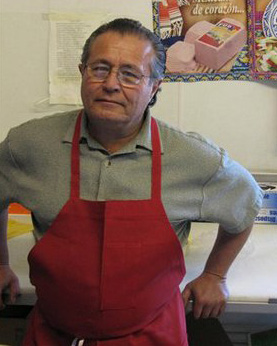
[{"left": 0, "top": 110, "right": 263, "bottom": 242}]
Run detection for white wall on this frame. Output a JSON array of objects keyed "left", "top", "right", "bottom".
[{"left": 1, "top": 0, "right": 277, "bottom": 173}]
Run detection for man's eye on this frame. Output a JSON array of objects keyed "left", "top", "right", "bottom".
[
  {"left": 92, "top": 65, "right": 109, "bottom": 72},
  {"left": 121, "top": 70, "right": 140, "bottom": 79}
]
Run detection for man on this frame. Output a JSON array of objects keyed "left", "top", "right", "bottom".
[{"left": 0, "top": 18, "right": 263, "bottom": 345}]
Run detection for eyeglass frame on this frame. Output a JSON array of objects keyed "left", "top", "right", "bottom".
[{"left": 82, "top": 62, "right": 153, "bottom": 88}]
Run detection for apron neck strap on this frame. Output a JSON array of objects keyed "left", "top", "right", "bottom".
[
  {"left": 70, "top": 111, "right": 162, "bottom": 201},
  {"left": 70, "top": 111, "right": 83, "bottom": 198},
  {"left": 150, "top": 117, "right": 162, "bottom": 201}
]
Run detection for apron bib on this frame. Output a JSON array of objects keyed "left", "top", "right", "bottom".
[{"left": 23, "top": 112, "right": 188, "bottom": 345}]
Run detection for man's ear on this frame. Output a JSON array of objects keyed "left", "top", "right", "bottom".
[
  {"left": 79, "top": 64, "right": 85, "bottom": 75},
  {"left": 151, "top": 79, "right": 162, "bottom": 99},
  {"left": 148, "top": 80, "right": 162, "bottom": 107}
]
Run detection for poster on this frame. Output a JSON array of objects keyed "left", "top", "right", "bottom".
[
  {"left": 249, "top": 0, "right": 277, "bottom": 79},
  {"left": 152, "top": 0, "right": 277, "bottom": 82}
]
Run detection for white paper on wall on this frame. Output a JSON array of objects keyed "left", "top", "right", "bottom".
[{"left": 48, "top": 12, "right": 111, "bottom": 105}]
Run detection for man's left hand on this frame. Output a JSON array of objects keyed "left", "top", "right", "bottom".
[{"left": 182, "top": 272, "right": 229, "bottom": 319}]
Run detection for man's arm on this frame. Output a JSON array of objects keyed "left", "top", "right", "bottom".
[
  {"left": 182, "top": 224, "right": 253, "bottom": 319},
  {"left": 0, "top": 208, "right": 20, "bottom": 309}
]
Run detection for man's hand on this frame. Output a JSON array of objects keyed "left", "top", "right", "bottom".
[
  {"left": 182, "top": 272, "right": 229, "bottom": 319},
  {"left": 182, "top": 224, "right": 253, "bottom": 319},
  {"left": 0, "top": 264, "right": 20, "bottom": 309}
]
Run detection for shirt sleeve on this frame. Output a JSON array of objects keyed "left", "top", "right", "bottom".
[
  {"left": 0, "top": 133, "right": 19, "bottom": 211},
  {"left": 200, "top": 150, "right": 264, "bottom": 233}
]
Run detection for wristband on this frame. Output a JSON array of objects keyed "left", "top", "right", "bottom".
[{"left": 204, "top": 270, "right": 227, "bottom": 280}]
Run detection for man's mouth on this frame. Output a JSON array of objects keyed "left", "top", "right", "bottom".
[{"left": 96, "top": 98, "right": 124, "bottom": 106}]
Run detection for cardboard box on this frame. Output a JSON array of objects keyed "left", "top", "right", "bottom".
[{"left": 255, "top": 183, "right": 277, "bottom": 224}]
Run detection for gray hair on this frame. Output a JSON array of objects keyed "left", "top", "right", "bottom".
[{"left": 81, "top": 18, "right": 166, "bottom": 80}]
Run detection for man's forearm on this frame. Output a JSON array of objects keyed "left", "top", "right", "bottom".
[
  {"left": 182, "top": 224, "right": 253, "bottom": 318},
  {"left": 203, "top": 224, "right": 253, "bottom": 277},
  {"left": 0, "top": 208, "right": 9, "bottom": 265}
]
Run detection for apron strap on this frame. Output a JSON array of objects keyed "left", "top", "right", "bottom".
[
  {"left": 150, "top": 117, "right": 162, "bottom": 201},
  {"left": 70, "top": 112, "right": 162, "bottom": 201},
  {"left": 70, "top": 111, "right": 83, "bottom": 199}
]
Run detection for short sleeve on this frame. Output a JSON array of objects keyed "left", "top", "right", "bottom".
[
  {"left": 0, "top": 133, "right": 18, "bottom": 210},
  {"left": 200, "top": 150, "right": 264, "bottom": 233}
]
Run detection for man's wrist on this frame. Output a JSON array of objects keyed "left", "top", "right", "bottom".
[{"left": 203, "top": 270, "right": 227, "bottom": 280}]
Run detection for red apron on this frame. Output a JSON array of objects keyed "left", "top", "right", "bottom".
[{"left": 23, "top": 111, "right": 188, "bottom": 346}]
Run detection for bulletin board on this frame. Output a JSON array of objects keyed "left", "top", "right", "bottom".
[{"left": 152, "top": 0, "right": 277, "bottom": 82}]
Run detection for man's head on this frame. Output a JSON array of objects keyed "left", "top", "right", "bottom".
[
  {"left": 79, "top": 18, "right": 165, "bottom": 138},
  {"left": 81, "top": 18, "right": 166, "bottom": 82}
]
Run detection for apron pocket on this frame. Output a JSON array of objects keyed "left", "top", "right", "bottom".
[{"left": 100, "top": 242, "right": 141, "bottom": 310}]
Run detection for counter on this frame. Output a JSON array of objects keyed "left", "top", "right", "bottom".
[
  {"left": 182, "top": 222, "right": 277, "bottom": 328},
  {"left": 4, "top": 217, "right": 277, "bottom": 325}
]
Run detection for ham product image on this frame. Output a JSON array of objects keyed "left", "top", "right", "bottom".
[
  {"left": 184, "top": 21, "right": 215, "bottom": 44},
  {"left": 194, "top": 18, "right": 247, "bottom": 71},
  {"left": 166, "top": 41, "right": 197, "bottom": 72}
]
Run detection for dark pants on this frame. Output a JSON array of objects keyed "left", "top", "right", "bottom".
[{"left": 186, "top": 312, "right": 233, "bottom": 346}]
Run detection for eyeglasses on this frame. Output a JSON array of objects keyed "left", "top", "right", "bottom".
[{"left": 84, "top": 63, "right": 151, "bottom": 88}]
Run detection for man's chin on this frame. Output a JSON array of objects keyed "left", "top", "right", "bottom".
[{"left": 85, "top": 110, "right": 129, "bottom": 124}]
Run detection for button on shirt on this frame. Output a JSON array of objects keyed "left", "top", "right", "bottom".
[{"left": 0, "top": 110, "right": 263, "bottom": 242}]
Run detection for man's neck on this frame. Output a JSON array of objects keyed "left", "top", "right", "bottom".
[{"left": 87, "top": 118, "right": 143, "bottom": 154}]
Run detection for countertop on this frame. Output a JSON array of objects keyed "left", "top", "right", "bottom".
[{"left": 5, "top": 216, "right": 277, "bottom": 318}]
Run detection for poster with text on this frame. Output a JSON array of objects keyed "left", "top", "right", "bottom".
[{"left": 152, "top": 0, "right": 277, "bottom": 82}]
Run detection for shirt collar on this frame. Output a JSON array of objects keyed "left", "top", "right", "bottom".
[{"left": 63, "top": 109, "right": 163, "bottom": 154}]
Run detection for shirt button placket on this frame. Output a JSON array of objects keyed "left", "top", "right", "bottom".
[
  {"left": 105, "top": 157, "right": 112, "bottom": 167},
  {"left": 97, "top": 157, "right": 112, "bottom": 200}
]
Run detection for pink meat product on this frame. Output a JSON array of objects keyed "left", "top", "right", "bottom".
[
  {"left": 166, "top": 41, "right": 197, "bottom": 72},
  {"left": 184, "top": 21, "right": 215, "bottom": 44},
  {"left": 194, "top": 18, "right": 247, "bottom": 71},
  {"left": 167, "top": 59, "right": 197, "bottom": 73}
]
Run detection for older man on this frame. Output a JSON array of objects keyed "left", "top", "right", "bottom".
[{"left": 0, "top": 18, "right": 263, "bottom": 345}]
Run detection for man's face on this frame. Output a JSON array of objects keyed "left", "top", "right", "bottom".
[{"left": 80, "top": 32, "right": 161, "bottom": 132}]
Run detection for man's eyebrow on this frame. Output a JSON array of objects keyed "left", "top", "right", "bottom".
[
  {"left": 120, "top": 64, "right": 141, "bottom": 71},
  {"left": 89, "top": 59, "right": 141, "bottom": 71},
  {"left": 88, "top": 59, "right": 110, "bottom": 65}
]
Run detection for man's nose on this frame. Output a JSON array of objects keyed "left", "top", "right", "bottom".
[{"left": 102, "top": 70, "right": 121, "bottom": 92}]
